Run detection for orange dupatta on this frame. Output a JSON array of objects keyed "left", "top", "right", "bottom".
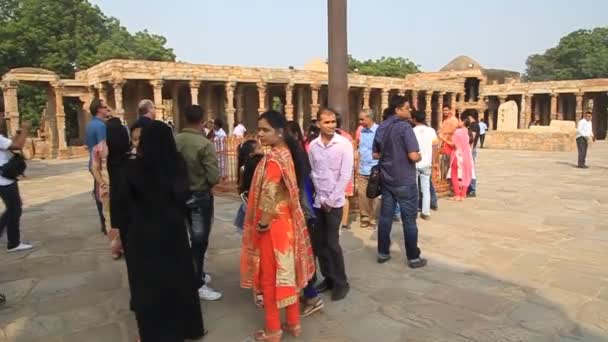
[{"left": 240, "top": 146, "right": 315, "bottom": 308}]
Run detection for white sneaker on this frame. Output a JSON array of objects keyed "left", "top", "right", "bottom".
[
  {"left": 203, "top": 273, "right": 212, "bottom": 284},
  {"left": 198, "top": 285, "right": 222, "bottom": 301},
  {"left": 7, "top": 243, "right": 33, "bottom": 252}
]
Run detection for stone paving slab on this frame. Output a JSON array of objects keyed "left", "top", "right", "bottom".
[{"left": 1, "top": 144, "right": 608, "bottom": 341}]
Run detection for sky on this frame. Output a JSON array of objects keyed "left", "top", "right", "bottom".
[{"left": 89, "top": 0, "right": 608, "bottom": 73}]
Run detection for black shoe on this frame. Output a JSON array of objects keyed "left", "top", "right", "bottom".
[
  {"left": 377, "top": 255, "right": 391, "bottom": 264},
  {"left": 341, "top": 224, "right": 350, "bottom": 230},
  {"left": 315, "top": 280, "right": 333, "bottom": 293},
  {"left": 331, "top": 285, "right": 350, "bottom": 301},
  {"left": 420, "top": 214, "right": 430, "bottom": 220},
  {"left": 467, "top": 192, "right": 477, "bottom": 198},
  {"left": 408, "top": 258, "right": 427, "bottom": 269},
  {"left": 431, "top": 205, "right": 438, "bottom": 211}
]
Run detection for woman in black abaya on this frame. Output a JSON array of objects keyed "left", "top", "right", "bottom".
[{"left": 125, "top": 121, "right": 205, "bottom": 341}]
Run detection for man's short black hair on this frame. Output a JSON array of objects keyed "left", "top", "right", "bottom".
[
  {"left": 184, "top": 105, "right": 204, "bottom": 124},
  {"left": 214, "top": 118, "right": 224, "bottom": 128},
  {"left": 412, "top": 110, "right": 426, "bottom": 124},
  {"left": 316, "top": 108, "right": 338, "bottom": 122},
  {"left": 89, "top": 98, "right": 103, "bottom": 117}
]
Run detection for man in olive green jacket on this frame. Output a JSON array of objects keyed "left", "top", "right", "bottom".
[{"left": 175, "top": 105, "right": 222, "bottom": 301}]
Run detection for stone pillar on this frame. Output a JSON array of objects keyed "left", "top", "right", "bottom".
[
  {"left": 205, "top": 84, "right": 215, "bottom": 120},
  {"left": 95, "top": 83, "right": 107, "bottom": 103},
  {"left": 297, "top": 86, "right": 305, "bottom": 129},
  {"left": 236, "top": 85, "right": 245, "bottom": 124},
  {"left": 150, "top": 79, "right": 164, "bottom": 120},
  {"left": 1, "top": 80, "right": 20, "bottom": 137},
  {"left": 522, "top": 94, "right": 532, "bottom": 129},
  {"left": 171, "top": 83, "right": 181, "bottom": 131},
  {"left": 575, "top": 92, "right": 584, "bottom": 119},
  {"left": 225, "top": 82, "right": 236, "bottom": 134},
  {"left": 381, "top": 88, "right": 390, "bottom": 112},
  {"left": 310, "top": 84, "right": 320, "bottom": 117},
  {"left": 398, "top": 89, "right": 405, "bottom": 97},
  {"left": 111, "top": 78, "right": 126, "bottom": 123},
  {"left": 285, "top": 83, "right": 294, "bottom": 120},
  {"left": 256, "top": 82, "right": 267, "bottom": 115},
  {"left": 436, "top": 92, "right": 445, "bottom": 129},
  {"left": 52, "top": 82, "right": 68, "bottom": 151},
  {"left": 362, "top": 87, "right": 371, "bottom": 110},
  {"left": 550, "top": 93, "right": 558, "bottom": 120},
  {"left": 412, "top": 90, "right": 418, "bottom": 110},
  {"left": 424, "top": 91, "right": 433, "bottom": 118},
  {"left": 189, "top": 79, "right": 201, "bottom": 105},
  {"left": 79, "top": 87, "right": 95, "bottom": 137}
]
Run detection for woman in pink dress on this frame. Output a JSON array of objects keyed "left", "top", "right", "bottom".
[{"left": 449, "top": 120, "right": 473, "bottom": 201}]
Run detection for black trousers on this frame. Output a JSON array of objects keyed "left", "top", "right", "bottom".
[
  {"left": 479, "top": 134, "right": 485, "bottom": 148},
  {"left": 0, "top": 182, "right": 22, "bottom": 249},
  {"left": 576, "top": 137, "right": 588, "bottom": 167},
  {"left": 186, "top": 191, "right": 214, "bottom": 288},
  {"left": 92, "top": 179, "right": 105, "bottom": 231},
  {"left": 312, "top": 207, "right": 348, "bottom": 289}
]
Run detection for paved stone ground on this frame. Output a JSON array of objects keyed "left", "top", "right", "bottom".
[{"left": 1, "top": 143, "right": 608, "bottom": 342}]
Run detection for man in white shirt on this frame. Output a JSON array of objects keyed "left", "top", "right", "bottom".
[
  {"left": 0, "top": 121, "right": 33, "bottom": 252},
  {"left": 213, "top": 119, "right": 227, "bottom": 140},
  {"left": 576, "top": 111, "right": 595, "bottom": 168},
  {"left": 478, "top": 118, "right": 488, "bottom": 148},
  {"left": 232, "top": 121, "right": 246, "bottom": 137},
  {"left": 412, "top": 111, "right": 437, "bottom": 220}
]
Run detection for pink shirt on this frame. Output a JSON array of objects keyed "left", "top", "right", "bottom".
[{"left": 308, "top": 133, "right": 354, "bottom": 208}]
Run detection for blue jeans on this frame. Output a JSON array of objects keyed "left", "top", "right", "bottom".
[
  {"left": 468, "top": 148, "right": 478, "bottom": 194},
  {"left": 233, "top": 202, "right": 246, "bottom": 233},
  {"left": 186, "top": 191, "right": 214, "bottom": 288},
  {"left": 417, "top": 167, "right": 432, "bottom": 215},
  {"left": 377, "top": 183, "right": 421, "bottom": 260}
]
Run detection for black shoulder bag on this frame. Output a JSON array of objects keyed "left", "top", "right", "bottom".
[
  {"left": 0, "top": 150, "right": 27, "bottom": 180},
  {"left": 366, "top": 122, "right": 396, "bottom": 199}
]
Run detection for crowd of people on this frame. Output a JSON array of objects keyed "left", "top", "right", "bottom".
[{"left": 0, "top": 92, "right": 485, "bottom": 341}]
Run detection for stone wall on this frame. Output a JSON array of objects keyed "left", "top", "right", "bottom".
[{"left": 484, "top": 131, "right": 576, "bottom": 152}]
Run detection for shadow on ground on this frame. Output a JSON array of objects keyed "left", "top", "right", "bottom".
[{"left": 1, "top": 191, "right": 607, "bottom": 341}]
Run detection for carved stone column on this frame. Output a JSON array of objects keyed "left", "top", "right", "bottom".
[
  {"left": 310, "top": 84, "right": 320, "bottom": 118},
  {"left": 411, "top": 90, "right": 419, "bottom": 110},
  {"left": 236, "top": 85, "right": 245, "bottom": 124},
  {"left": 436, "top": 92, "right": 445, "bottom": 129},
  {"left": 362, "top": 87, "right": 371, "bottom": 110},
  {"left": 575, "top": 92, "right": 584, "bottom": 119},
  {"left": 550, "top": 93, "right": 558, "bottom": 120},
  {"left": 381, "top": 88, "right": 390, "bottom": 111},
  {"left": 256, "top": 82, "right": 267, "bottom": 115},
  {"left": 189, "top": 79, "right": 201, "bottom": 105},
  {"left": 521, "top": 94, "right": 531, "bottom": 129},
  {"left": 111, "top": 78, "right": 126, "bottom": 123},
  {"left": 205, "top": 84, "right": 215, "bottom": 120},
  {"left": 95, "top": 83, "right": 107, "bottom": 103},
  {"left": 424, "top": 91, "right": 433, "bottom": 118},
  {"left": 1, "top": 80, "right": 20, "bottom": 137},
  {"left": 225, "top": 82, "right": 236, "bottom": 134},
  {"left": 150, "top": 79, "right": 164, "bottom": 120},
  {"left": 52, "top": 82, "right": 68, "bottom": 151},
  {"left": 296, "top": 86, "right": 305, "bottom": 129},
  {"left": 285, "top": 83, "right": 294, "bottom": 120}
]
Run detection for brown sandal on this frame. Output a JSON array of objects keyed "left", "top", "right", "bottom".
[
  {"left": 254, "top": 329, "right": 282, "bottom": 341},
  {"left": 282, "top": 323, "right": 302, "bottom": 337}
]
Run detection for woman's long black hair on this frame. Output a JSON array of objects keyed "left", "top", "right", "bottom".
[
  {"left": 258, "top": 111, "right": 309, "bottom": 188},
  {"left": 106, "top": 117, "right": 130, "bottom": 165}
]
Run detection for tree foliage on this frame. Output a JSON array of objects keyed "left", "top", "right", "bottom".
[
  {"left": 348, "top": 56, "right": 420, "bottom": 78},
  {"left": 525, "top": 27, "right": 608, "bottom": 81},
  {"left": 0, "top": 0, "right": 175, "bottom": 131},
  {"left": 0, "top": 0, "right": 176, "bottom": 77}
]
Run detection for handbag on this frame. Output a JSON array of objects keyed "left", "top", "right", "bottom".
[
  {"left": 0, "top": 151, "right": 27, "bottom": 180},
  {"left": 366, "top": 122, "right": 396, "bottom": 199}
]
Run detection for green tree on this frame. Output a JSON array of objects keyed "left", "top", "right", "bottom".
[
  {"left": 348, "top": 55, "right": 420, "bottom": 78},
  {"left": 0, "top": 0, "right": 176, "bottom": 130},
  {"left": 525, "top": 27, "right": 608, "bottom": 81}
]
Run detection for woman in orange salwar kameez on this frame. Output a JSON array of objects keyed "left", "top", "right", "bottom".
[{"left": 241, "top": 111, "right": 315, "bottom": 342}]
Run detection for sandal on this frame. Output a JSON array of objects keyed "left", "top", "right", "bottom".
[
  {"left": 301, "top": 296, "right": 324, "bottom": 318},
  {"left": 254, "top": 329, "right": 282, "bottom": 341},
  {"left": 282, "top": 323, "right": 302, "bottom": 337}
]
